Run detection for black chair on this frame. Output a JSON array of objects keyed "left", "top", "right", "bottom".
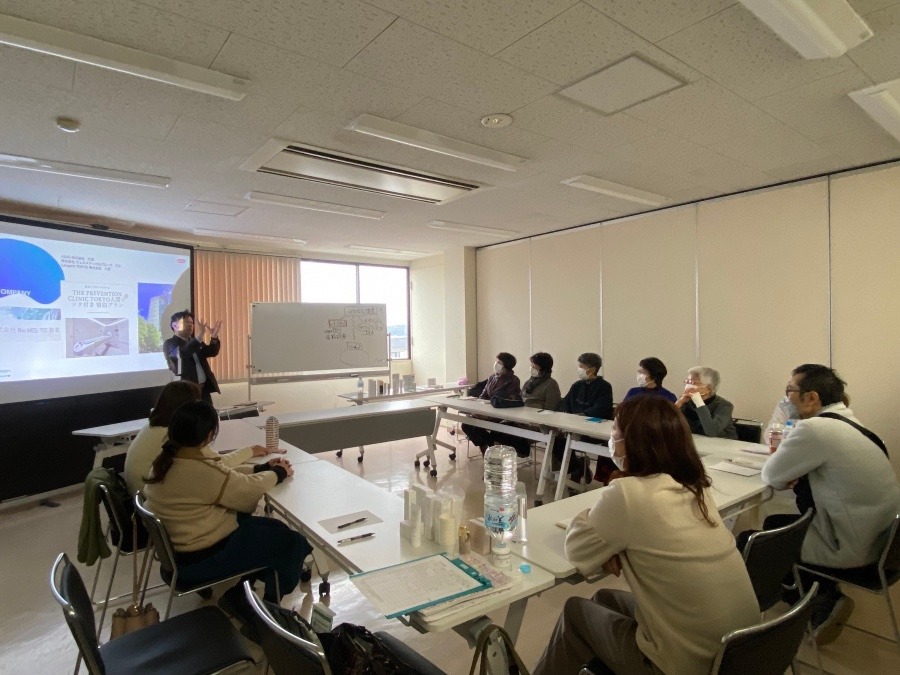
[
  {"left": 51, "top": 552, "right": 253, "bottom": 675},
  {"left": 710, "top": 583, "right": 818, "bottom": 675},
  {"left": 742, "top": 509, "right": 814, "bottom": 612},
  {"left": 798, "top": 513, "right": 900, "bottom": 643},
  {"left": 135, "top": 493, "right": 276, "bottom": 619},
  {"left": 733, "top": 418, "right": 763, "bottom": 444}
]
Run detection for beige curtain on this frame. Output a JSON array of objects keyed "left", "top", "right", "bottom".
[{"left": 194, "top": 250, "right": 300, "bottom": 381}]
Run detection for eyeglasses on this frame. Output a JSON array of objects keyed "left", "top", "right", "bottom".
[
  {"left": 684, "top": 379, "right": 700, "bottom": 385},
  {"left": 785, "top": 387, "right": 802, "bottom": 396}
]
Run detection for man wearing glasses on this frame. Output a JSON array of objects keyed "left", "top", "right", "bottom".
[{"left": 760, "top": 364, "right": 899, "bottom": 645}]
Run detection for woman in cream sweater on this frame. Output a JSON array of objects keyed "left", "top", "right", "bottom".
[
  {"left": 533, "top": 396, "right": 759, "bottom": 675},
  {"left": 142, "top": 401, "right": 311, "bottom": 607}
]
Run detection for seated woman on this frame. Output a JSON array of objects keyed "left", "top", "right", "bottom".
[
  {"left": 460, "top": 352, "right": 521, "bottom": 454},
  {"left": 552, "top": 352, "right": 614, "bottom": 483},
  {"left": 493, "top": 352, "right": 561, "bottom": 457},
  {"left": 622, "top": 357, "right": 677, "bottom": 403},
  {"left": 142, "top": 401, "right": 312, "bottom": 615},
  {"left": 124, "top": 381, "right": 279, "bottom": 494},
  {"left": 674, "top": 366, "right": 738, "bottom": 439},
  {"left": 533, "top": 396, "right": 759, "bottom": 675}
]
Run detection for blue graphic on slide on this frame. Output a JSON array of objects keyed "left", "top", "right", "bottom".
[{"left": 0, "top": 239, "right": 65, "bottom": 304}]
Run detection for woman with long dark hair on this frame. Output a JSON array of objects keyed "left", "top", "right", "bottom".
[
  {"left": 534, "top": 396, "right": 758, "bottom": 675},
  {"left": 142, "top": 401, "right": 311, "bottom": 619}
]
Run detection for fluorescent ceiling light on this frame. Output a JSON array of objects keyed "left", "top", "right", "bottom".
[
  {"left": 347, "top": 114, "right": 527, "bottom": 172},
  {"left": 193, "top": 228, "right": 306, "bottom": 245},
  {"left": 0, "top": 153, "right": 169, "bottom": 188},
  {"left": 347, "top": 244, "right": 427, "bottom": 257},
  {"left": 737, "top": 0, "right": 872, "bottom": 59},
  {"left": 245, "top": 191, "right": 385, "bottom": 220},
  {"left": 561, "top": 175, "right": 668, "bottom": 207},
  {"left": 426, "top": 220, "right": 518, "bottom": 238},
  {"left": 0, "top": 13, "right": 247, "bottom": 100},
  {"left": 849, "top": 78, "right": 900, "bottom": 145}
]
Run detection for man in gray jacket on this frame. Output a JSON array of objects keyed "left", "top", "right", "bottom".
[{"left": 761, "top": 364, "right": 899, "bottom": 644}]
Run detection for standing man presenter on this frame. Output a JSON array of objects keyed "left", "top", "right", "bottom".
[{"left": 163, "top": 310, "right": 222, "bottom": 404}]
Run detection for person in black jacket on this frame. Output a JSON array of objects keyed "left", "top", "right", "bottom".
[
  {"left": 162, "top": 310, "right": 222, "bottom": 404},
  {"left": 553, "top": 353, "right": 615, "bottom": 484}
]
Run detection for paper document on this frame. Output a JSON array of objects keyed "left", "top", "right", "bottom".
[
  {"left": 709, "top": 461, "right": 761, "bottom": 476},
  {"left": 740, "top": 446, "right": 771, "bottom": 456},
  {"left": 351, "top": 554, "right": 491, "bottom": 618}
]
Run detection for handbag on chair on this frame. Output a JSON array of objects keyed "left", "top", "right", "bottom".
[
  {"left": 468, "top": 624, "right": 529, "bottom": 675},
  {"left": 110, "top": 514, "right": 159, "bottom": 638}
]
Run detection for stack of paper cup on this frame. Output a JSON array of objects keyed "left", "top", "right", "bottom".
[{"left": 265, "top": 416, "right": 279, "bottom": 451}]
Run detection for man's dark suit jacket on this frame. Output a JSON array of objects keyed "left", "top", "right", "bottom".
[{"left": 162, "top": 335, "right": 221, "bottom": 397}]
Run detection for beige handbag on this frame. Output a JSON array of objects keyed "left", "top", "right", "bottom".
[
  {"left": 468, "top": 624, "right": 530, "bottom": 675},
  {"left": 109, "top": 515, "right": 159, "bottom": 638}
]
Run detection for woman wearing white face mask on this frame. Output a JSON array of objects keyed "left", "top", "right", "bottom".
[
  {"left": 493, "top": 352, "right": 561, "bottom": 457},
  {"left": 460, "top": 352, "right": 522, "bottom": 454},
  {"left": 623, "top": 357, "right": 677, "bottom": 403},
  {"left": 533, "top": 396, "right": 758, "bottom": 675}
]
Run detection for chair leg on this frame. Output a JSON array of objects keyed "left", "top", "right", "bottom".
[
  {"left": 165, "top": 570, "right": 177, "bottom": 620},
  {"left": 881, "top": 579, "right": 900, "bottom": 643},
  {"left": 96, "top": 547, "right": 123, "bottom": 640}
]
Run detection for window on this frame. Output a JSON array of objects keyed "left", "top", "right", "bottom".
[{"left": 300, "top": 260, "right": 410, "bottom": 359}]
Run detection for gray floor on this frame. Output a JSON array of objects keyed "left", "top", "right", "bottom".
[{"left": 2, "top": 427, "right": 898, "bottom": 674}]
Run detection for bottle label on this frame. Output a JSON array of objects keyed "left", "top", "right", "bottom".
[{"left": 485, "top": 505, "right": 517, "bottom": 531}]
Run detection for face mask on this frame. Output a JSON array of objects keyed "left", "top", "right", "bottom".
[
  {"left": 636, "top": 373, "right": 647, "bottom": 387},
  {"left": 493, "top": 362, "right": 504, "bottom": 374},
  {"left": 577, "top": 367, "right": 587, "bottom": 380},
  {"left": 530, "top": 367, "right": 540, "bottom": 377},
  {"left": 779, "top": 395, "right": 799, "bottom": 420},
  {"left": 612, "top": 454, "right": 627, "bottom": 472}
]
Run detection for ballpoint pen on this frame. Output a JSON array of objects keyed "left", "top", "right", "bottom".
[
  {"left": 338, "top": 532, "right": 374, "bottom": 544},
  {"left": 337, "top": 517, "right": 367, "bottom": 530}
]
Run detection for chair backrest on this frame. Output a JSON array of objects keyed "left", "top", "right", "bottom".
[
  {"left": 742, "top": 509, "right": 814, "bottom": 612},
  {"left": 243, "top": 580, "right": 332, "bottom": 675},
  {"left": 710, "top": 582, "right": 818, "bottom": 675},
  {"left": 133, "top": 494, "right": 176, "bottom": 579},
  {"left": 880, "top": 514, "right": 900, "bottom": 573},
  {"left": 733, "top": 419, "right": 763, "bottom": 444},
  {"left": 50, "top": 552, "right": 104, "bottom": 675}
]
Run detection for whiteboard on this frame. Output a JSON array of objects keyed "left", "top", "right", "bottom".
[{"left": 250, "top": 302, "right": 389, "bottom": 375}]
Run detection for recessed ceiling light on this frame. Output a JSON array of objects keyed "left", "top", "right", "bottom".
[
  {"left": 0, "top": 153, "right": 169, "bottom": 188},
  {"left": 347, "top": 114, "right": 527, "bottom": 172},
  {"left": 347, "top": 244, "right": 428, "bottom": 257},
  {"left": 560, "top": 55, "right": 683, "bottom": 115},
  {"left": 184, "top": 201, "right": 247, "bottom": 217},
  {"left": 480, "top": 114, "right": 513, "bottom": 129},
  {"left": 55, "top": 116, "right": 80, "bottom": 133},
  {"left": 193, "top": 228, "right": 306, "bottom": 245},
  {"left": 245, "top": 191, "right": 385, "bottom": 220},
  {"left": 561, "top": 175, "right": 668, "bottom": 207},
  {"left": 426, "top": 220, "right": 518, "bottom": 238},
  {"left": 0, "top": 13, "right": 248, "bottom": 99}
]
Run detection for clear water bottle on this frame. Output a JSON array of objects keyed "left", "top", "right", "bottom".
[
  {"left": 768, "top": 422, "right": 784, "bottom": 453},
  {"left": 357, "top": 376, "right": 364, "bottom": 399},
  {"left": 484, "top": 445, "right": 518, "bottom": 567},
  {"left": 783, "top": 419, "right": 796, "bottom": 441}
]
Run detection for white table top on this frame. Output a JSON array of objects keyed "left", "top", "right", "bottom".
[
  {"left": 338, "top": 384, "right": 465, "bottom": 404},
  {"left": 425, "top": 394, "right": 555, "bottom": 426},
  {"left": 511, "top": 452, "right": 772, "bottom": 578},
  {"left": 211, "top": 419, "right": 318, "bottom": 465},
  {"left": 269, "top": 398, "right": 437, "bottom": 427},
  {"left": 266, "top": 460, "right": 443, "bottom": 574}
]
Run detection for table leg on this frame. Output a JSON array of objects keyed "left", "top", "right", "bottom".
[
  {"left": 554, "top": 435, "right": 575, "bottom": 501},
  {"left": 534, "top": 429, "right": 556, "bottom": 502}
]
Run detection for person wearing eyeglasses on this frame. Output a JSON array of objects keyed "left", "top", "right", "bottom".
[
  {"left": 749, "top": 364, "right": 900, "bottom": 645},
  {"left": 674, "top": 366, "right": 737, "bottom": 439},
  {"left": 533, "top": 396, "right": 758, "bottom": 675}
]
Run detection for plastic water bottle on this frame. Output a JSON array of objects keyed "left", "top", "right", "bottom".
[
  {"left": 783, "top": 419, "right": 796, "bottom": 441},
  {"left": 357, "top": 376, "right": 364, "bottom": 400},
  {"left": 768, "top": 422, "right": 784, "bottom": 453},
  {"left": 265, "top": 416, "right": 279, "bottom": 451},
  {"left": 484, "top": 445, "right": 518, "bottom": 567}
]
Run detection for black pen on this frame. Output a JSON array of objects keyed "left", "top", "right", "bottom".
[
  {"left": 337, "top": 517, "right": 367, "bottom": 530},
  {"left": 337, "top": 532, "right": 374, "bottom": 544}
]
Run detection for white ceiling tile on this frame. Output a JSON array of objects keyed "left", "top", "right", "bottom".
[
  {"left": 846, "top": 3, "right": 900, "bottom": 83},
  {"left": 344, "top": 19, "right": 556, "bottom": 114},
  {"left": 560, "top": 55, "right": 685, "bottom": 114},
  {"left": 658, "top": 4, "right": 858, "bottom": 100},
  {"left": 582, "top": 0, "right": 733, "bottom": 43},
  {"left": 764, "top": 155, "right": 855, "bottom": 182},
  {"left": 138, "top": 0, "right": 397, "bottom": 68},
  {"left": 0, "top": 0, "right": 230, "bottom": 66},
  {"left": 682, "top": 158, "right": 774, "bottom": 193},
  {"left": 707, "top": 123, "right": 832, "bottom": 172},
  {"left": 625, "top": 78, "right": 780, "bottom": 146},
  {"left": 512, "top": 95, "right": 661, "bottom": 153},
  {"left": 755, "top": 68, "right": 878, "bottom": 141},
  {"left": 363, "top": 0, "right": 578, "bottom": 54},
  {"left": 0, "top": 44, "right": 74, "bottom": 91},
  {"left": 497, "top": 3, "right": 700, "bottom": 86},
  {"left": 815, "top": 126, "right": 900, "bottom": 166},
  {"left": 847, "top": 1, "right": 900, "bottom": 17},
  {"left": 603, "top": 134, "right": 737, "bottom": 176}
]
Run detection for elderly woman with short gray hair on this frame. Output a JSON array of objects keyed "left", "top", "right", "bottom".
[{"left": 674, "top": 366, "right": 738, "bottom": 439}]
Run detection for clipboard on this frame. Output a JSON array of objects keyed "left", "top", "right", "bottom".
[{"left": 350, "top": 554, "right": 492, "bottom": 618}]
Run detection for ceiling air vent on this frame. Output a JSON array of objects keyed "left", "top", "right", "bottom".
[{"left": 240, "top": 141, "right": 479, "bottom": 204}]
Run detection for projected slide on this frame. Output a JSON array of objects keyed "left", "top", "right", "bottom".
[{"left": 0, "top": 225, "right": 191, "bottom": 393}]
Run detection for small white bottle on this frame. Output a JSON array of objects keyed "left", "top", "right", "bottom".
[
  {"left": 357, "top": 376, "right": 364, "bottom": 399},
  {"left": 265, "top": 416, "right": 279, "bottom": 451}
]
